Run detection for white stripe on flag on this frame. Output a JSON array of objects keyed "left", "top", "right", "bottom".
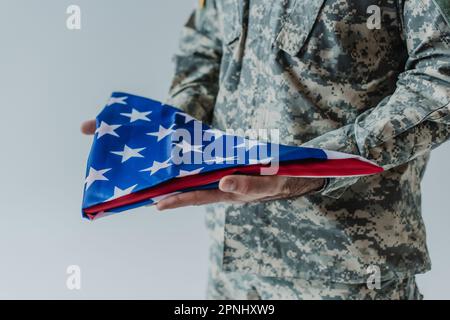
[{"left": 323, "top": 149, "right": 380, "bottom": 166}]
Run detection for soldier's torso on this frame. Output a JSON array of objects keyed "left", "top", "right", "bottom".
[
  {"left": 206, "top": 0, "right": 432, "bottom": 282},
  {"left": 213, "top": 0, "right": 407, "bottom": 144}
]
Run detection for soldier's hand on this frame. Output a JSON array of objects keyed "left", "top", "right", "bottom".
[
  {"left": 81, "top": 119, "right": 96, "bottom": 135},
  {"left": 157, "top": 175, "right": 325, "bottom": 210}
]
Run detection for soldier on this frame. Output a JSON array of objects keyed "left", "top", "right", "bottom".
[{"left": 82, "top": 0, "right": 450, "bottom": 299}]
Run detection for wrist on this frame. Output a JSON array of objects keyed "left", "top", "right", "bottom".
[
  {"left": 279, "top": 177, "right": 327, "bottom": 198},
  {"left": 309, "top": 178, "right": 327, "bottom": 194}
]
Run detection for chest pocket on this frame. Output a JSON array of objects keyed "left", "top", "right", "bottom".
[
  {"left": 275, "top": 0, "right": 326, "bottom": 56},
  {"left": 220, "top": 0, "right": 242, "bottom": 45}
]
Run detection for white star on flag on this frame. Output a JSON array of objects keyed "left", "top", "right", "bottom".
[
  {"left": 140, "top": 159, "right": 172, "bottom": 176},
  {"left": 111, "top": 145, "right": 146, "bottom": 163},
  {"left": 120, "top": 109, "right": 152, "bottom": 123},
  {"left": 96, "top": 121, "right": 121, "bottom": 138},
  {"left": 235, "top": 139, "right": 267, "bottom": 151},
  {"left": 107, "top": 184, "right": 137, "bottom": 202},
  {"left": 175, "top": 112, "right": 196, "bottom": 124},
  {"left": 85, "top": 167, "right": 111, "bottom": 190},
  {"left": 174, "top": 140, "right": 203, "bottom": 153},
  {"left": 176, "top": 168, "right": 204, "bottom": 178},
  {"left": 107, "top": 96, "right": 128, "bottom": 106},
  {"left": 147, "top": 125, "right": 175, "bottom": 142}
]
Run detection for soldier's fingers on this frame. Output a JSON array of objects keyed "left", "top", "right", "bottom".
[
  {"left": 156, "top": 190, "right": 231, "bottom": 210},
  {"left": 81, "top": 119, "right": 96, "bottom": 135},
  {"left": 218, "top": 175, "right": 284, "bottom": 197}
]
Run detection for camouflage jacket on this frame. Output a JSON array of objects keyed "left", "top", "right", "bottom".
[{"left": 167, "top": 0, "right": 450, "bottom": 283}]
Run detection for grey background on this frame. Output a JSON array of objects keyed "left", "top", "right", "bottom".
[{"left": 0, "top": 0, "right": 448, "bottom": 299}]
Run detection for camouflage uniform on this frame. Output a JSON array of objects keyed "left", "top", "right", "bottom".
[{"left": 167, "top": 0, "right": 450, "bottom": 300}]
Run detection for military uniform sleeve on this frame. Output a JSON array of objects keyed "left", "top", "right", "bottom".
[
  {"left": 303, "top": 0, "right": 450, "bottom": 199},
  {"left": 166, "top": 0, "right": 222, "bottom": 124}
]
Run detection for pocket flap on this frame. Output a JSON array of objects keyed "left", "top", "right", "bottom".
[{"left": 275, "top": 0, "right": 325, "bottom": 56}]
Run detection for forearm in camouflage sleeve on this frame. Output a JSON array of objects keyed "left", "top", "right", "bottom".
[{"left": 304, "top": 0, "right": 450, "bottom": 199}]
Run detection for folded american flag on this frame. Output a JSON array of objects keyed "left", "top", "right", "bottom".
[{"left": 82, "top": 92, "right": 383, "bottom": 220}]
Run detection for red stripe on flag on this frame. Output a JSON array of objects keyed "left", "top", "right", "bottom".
[{"left": 84, "top": 158, "right": 383, "bottom": 217}]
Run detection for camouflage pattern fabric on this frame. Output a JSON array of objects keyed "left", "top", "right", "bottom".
[
  {"left": 205, "top": 206, "right": 423, "bottom": 299},
  {"left": 207, "top": 273, "right": 422, "bottom": 300},
  {"left": 167, "top": 0, "right": 450, "bottom": 297},
  {"left": 435, "top": 0, "right": 450, "bottom": 25}
]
